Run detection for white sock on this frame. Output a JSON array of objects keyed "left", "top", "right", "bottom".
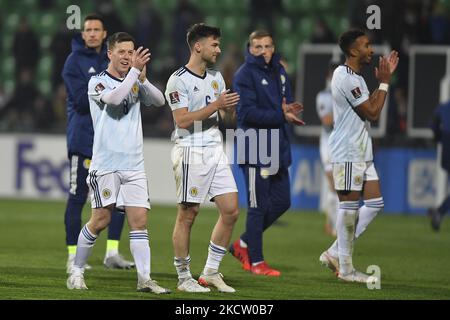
[
  {"left": 129, "top": 230, "right": 150, "bottom": 284},
  {"left": 203, "top": 241, "right": 227, "bottom": 275},
  {"left": 174, "top": 255, "right": 192, "bottom": 281},
  {"left": 326, "top": 191, "right": 338, "bottom": 231},
  {"left": 240, "top": 239, "right": 248, "bottom": 248},
  {"left": 74, "top": 224, "right": 97, "bottom": 269},
  {"left": 336, "top": 201, "right": 358, "bottom": 275},
  {"left": 355, "top": 197, "right": 383, "bottom": 239},
  {"left": 327, "top": 240, "right": 338, "bottom": 258}
]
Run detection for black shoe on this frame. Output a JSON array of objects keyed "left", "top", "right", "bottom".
[{"left": 428, "top": 208, "right": 442, "bottom": 231}]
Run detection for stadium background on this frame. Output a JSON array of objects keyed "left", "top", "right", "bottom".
[
  {"left": 1, "top": 0, "right": 450, "bottom": 301},
  {"left": 1, "top": 0, "right": 449, "bottom": 214}
]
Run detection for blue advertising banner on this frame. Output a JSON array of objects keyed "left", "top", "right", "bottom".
[{"left": 233, "top": 144, "right": 440, "bottom": 215}]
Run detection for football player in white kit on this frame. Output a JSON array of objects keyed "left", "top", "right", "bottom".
[
  {"left": 67, "top": 32, "right": 171, "bottom": 294},
  {"left": 319, "top": 30, "right": 399, "bottom": 283},
  {"left": 165, "top": 24, "right": 240, "bottom": 293},
  {"left": 316, "top": 63, "right": 339, "bottom": 237}
]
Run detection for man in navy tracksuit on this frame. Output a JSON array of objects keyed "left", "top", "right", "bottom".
[
  {"left": 429, "top": 100, "right": 450, "bottom": 231},
  {"left": 62, "top": 14, "right": 134, "bottom": 273},
  {"left": 229, "top": 30, "right": 304, "bottom": 276}
]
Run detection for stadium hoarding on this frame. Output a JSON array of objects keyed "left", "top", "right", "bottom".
[
  {"left": 0, "top": 134, "right": 443, "bottom": 214},
  {"left": 407, "top": 45, "right": 450, "bottom": 138},
  {"left": 0, "top": 134, "right": 177, "bottom": 204}
]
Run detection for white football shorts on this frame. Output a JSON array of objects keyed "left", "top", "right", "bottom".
[
  {"left": 87, "top": 170, "right": 150, "bottom": 210},
  {"left": 332, "top": 161, "right": 379, "bottom": 191},
  {"left": 171, "top": 145, "right": 238, "bottom": 203}
]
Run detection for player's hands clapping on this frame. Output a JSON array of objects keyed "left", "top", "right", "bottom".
[
  {"left": 132, "top": 46, "right": 151, "bottom": 71},
  {"left": 282, "top": 97, "right": 305, "bottom": 126},
  {"left": 375, "top": 50, "right": 399, "bottom": 84},
  {"left": 215, "top": 89, "right": 240, "bottom": 111},
  {"left": 139, "top": 65, "right": 147, "bottom": 83}
]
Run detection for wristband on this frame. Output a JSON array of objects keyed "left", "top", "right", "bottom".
[{"left": 379, "top": 83, "right": 389, "bottom": 92}]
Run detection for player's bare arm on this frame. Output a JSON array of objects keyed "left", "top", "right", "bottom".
[
  {"left": 173, "top": 90, "right": 240, "bottom": 129},
  {"left": 356, "top": 51, "right": 399, "bottom": 121}
]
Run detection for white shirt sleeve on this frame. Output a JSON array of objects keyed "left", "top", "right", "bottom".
[
  {"left": 341, "top": 75, "right": 369, "bottom": 108},
  {"left": 88, "top": 76, "right": 111, "bottom": 107},
  {"left": 139, "top": 79, "right": 165, "bottom": 107},
  {"left": 88, "top": 68, "right": 140, "bottom": 107},
  {"left": 165, "top": 76, "right": 189, "bottom": 111}
]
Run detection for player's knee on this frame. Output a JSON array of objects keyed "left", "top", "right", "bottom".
[
  {"left": 223, "top": 207, "right": 240, "bottom": 225},
  {"left": 90, "top": 211, "right": 111, "bottom": 232},
  {"left": 179, "top": 204, "right": 199, "bottom": 226}
]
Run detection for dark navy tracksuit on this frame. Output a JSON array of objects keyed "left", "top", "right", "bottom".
[
  {"left": 62, "top": 34, "right": 125, "bottom": 245},
  {"left": 233, "top": 50, "right": 293, "bottom": 264},
  {"left": 431, "top": 101, "right": 450, "bottom": 215}
]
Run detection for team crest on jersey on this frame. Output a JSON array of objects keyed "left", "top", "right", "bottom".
[
  {"left": 211, "top": 80, "right": 219, "bottom": 91},
  {"left": 351, "top": 87, "right": 362, "bottom": 99},
  {"left": 189, "top": 187, "right": 199, "bottom": 197},
  {"left": 169, "top": 91, "right": 180, "bottom": 104},
  {"left": 83, "top": 159, "right": 91, "bottom": 169},
  {"left": 95, "top": 83, "right": 106, "bottom": 93},
  {"left": 260, "top": 169, "right": 270, "bottom": 179},
  {"left": 132, "top": 83, "right": 139, "bottom": 95},
  {"left": 354, "top": 175, "right": 363, "bottom": 186},
  {"left": 102, "top": 188, "right": 112, "bottom": 199},
  {"left": 280, "top": 74, "right": 286, "bottom": 84}
]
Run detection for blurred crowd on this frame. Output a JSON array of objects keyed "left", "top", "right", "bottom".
[{"left": 0, "top": 0, "right": 449, "bottom": 142}]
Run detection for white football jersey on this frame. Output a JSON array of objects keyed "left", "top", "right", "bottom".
[
  {"left": 316, "top": 87, "right": 333, "bottom": 165},
  {"left": 165, "top": 66, "right": 225, "bottom": 147},
  {"left": 329, "top": 65, "right": 373, "bottom": 163},
  {"left": 88, "top": 70, "right": 145, "bottom": 172}
]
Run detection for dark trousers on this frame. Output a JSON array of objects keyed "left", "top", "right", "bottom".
[
  {"left": 64, "top": 154, "right": 125, "bottom": 246},
  {"left": 240, "top": 166, "right": 291, "bottom": 264}
]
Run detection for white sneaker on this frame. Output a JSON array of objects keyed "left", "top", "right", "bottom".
[
  {"left": 177, "top": 278, "right": 211, "bottom": 293},
  {"left": 198, "top": 273, "right": 235, "bottom": 293},
  {"left": 103, "top": 254, "right": 135, "bottom": 269},
  {"left": 66, "top": 255, "right": 91, "bottom": 274},
  {"left": 67, "top": 268, "right": 88, "bottom": 290},
  {"left": 338, "top": 269, "right": 378, "bottom": 284},
  {"left": 137, "top": 279, "right": 171, "bottom": 294},
  {"left": 319, "top": 250, "right": 339, "bottom": 274}
]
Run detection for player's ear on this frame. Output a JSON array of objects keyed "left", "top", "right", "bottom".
[
  {"left": 102, "top": 30, "right": 107, "bottom": 41},
  {"left": 194, "top": 41, "right": 202, "bottom": 53},
  {"left": 349, "top": 46, "right": 358, "bottom": 58}
]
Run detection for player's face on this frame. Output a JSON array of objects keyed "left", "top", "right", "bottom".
[
  {"left": 249, "top": 36, "right": 275, "bottom": 64},
  {"left": 200, "top": 36, "right": 221, "bottom": 65},
  {"left": 82, "top": 20, "right": 106, "bottom": 50},
  {"left": 354, "top": 35, "right": 374, "bottom": 65},
  {"left": 108, "top": 41, "right": 135, "bottom": 76}
]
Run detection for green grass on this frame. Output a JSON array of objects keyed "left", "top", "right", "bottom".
[{"left": 0, "top": 199, "right": 450, "bottom": 300}]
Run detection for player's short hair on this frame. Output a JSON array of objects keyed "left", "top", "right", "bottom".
[
  {"left": 107, "top": 32, "right": 135, "bottom": 50},
  {"left": 186, "top": 23, "right": 221, "bottom": 50},
  {"left": 84, "top": 13, "right": 105, "bottom": 30},
  {"left": 338, "top": 29, "right": 366, "bottom": 57},
  {"left": 249, "top": 30, "right": 273, "bottom": 45}
]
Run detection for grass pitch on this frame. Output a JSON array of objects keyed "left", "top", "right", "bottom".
[{"left": 0, "top": 199, "right": 450, "bottom": 300}]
